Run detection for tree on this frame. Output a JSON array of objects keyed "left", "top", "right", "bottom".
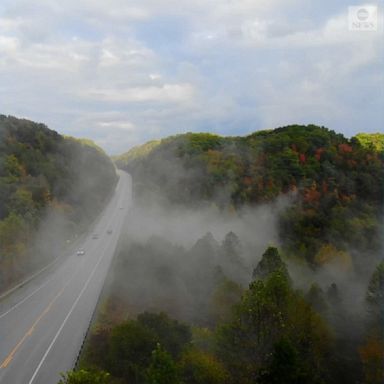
[
  {"left": 107, "top": 320, "right": 158, "bottom": 383},
  {"left": 221, "top": 232, "right": 243, "bottom": 265},
  {"left": 58, "top": 369, "right": 110, "bottom": 384},
  {"left": 145, "top": 344, "right": 180, "bottom": 384},
  {"left": 137, "top": 312, "right": 192, "bottom": 359},
  {"left": 306, "top": 283, "right": 328, "bottom": 314},
  {"left": 219, "top": 232, "right": 246, "bottom": 281},
  {"left": 216, "top": 271, "right": 292, "bottom": 383},
  {"left": 366, "top": 261, "right": 384, "bottom": 321},
  {"left": 179, "top": 348, "right": 228, "bottom": 384},
  {"left": 211, "top": 277, "right": 243, "bottom": 323},
  {"left": 258, "top": 338, "right": 311, "bottom": 384},
  {"left": 216, "top": 271, "right": 332, "bottom": 384},
  {"left": 359, "top": 334, "right": 384, "bottom": 384},
  {"left": 252, "top": 246, "right": 289, "bottom": 281},
  {"left": 359, "top": 262, "right": 384, "bottom": 384}
]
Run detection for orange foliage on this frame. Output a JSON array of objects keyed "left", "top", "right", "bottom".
[
  {"left": 243, "top": 176, "right": 253, "bottom": 186},
  {"left": 303, "top": 182, "right": 321, "bottom": 203},
  {"left": 338, "top": 143, "right": 353, "bottom": 153},
  {"left": 315, "top": 147, "right": 325, "bottom": 161}
]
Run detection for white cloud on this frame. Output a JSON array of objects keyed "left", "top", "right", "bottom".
[
  {"left": 0, "top": 35, "right": 18, "bottom": 54},
  {"left": 81, "top": 83, "right": 195, "bottom": 103},
  {"left": 98, "top": 120, "right": 136, "bottom": 132},
  {"left": 0, "top": 0, "right": 382, "bottom": 153}
]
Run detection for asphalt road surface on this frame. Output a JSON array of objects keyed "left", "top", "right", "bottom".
[{"left": 0, "top": 170, "right": 131, "bottom": 384}]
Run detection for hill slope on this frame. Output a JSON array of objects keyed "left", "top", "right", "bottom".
[
  {"left": 115, "top": 125, "right": 383, "bottom": 267},
  {"left": 0, "top": 115, "right": 117, "bottom": 290}
]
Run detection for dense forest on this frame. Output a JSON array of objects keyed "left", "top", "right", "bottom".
[
  {"left": 71, "top": 238, "right": 383, "bottom": 384},
  {"left": 0, "top": 115, "right": 117, "bottom": 291},
  {"left": 61, "top": 125, "right": 384, "bottom": 384},
  {"left": 117, "top": 125, "right": 383, "bottom": 269}
]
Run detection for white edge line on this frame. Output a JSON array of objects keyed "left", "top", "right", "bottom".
[
  {"left": 0, "top": 255, "right": 63, "bottom": 302},
  {"left": 27, "top": 247, "right": 107, "bottom": 384},
  {"left": 0, "top": 276, "right": 55, "bottom": 320},
  {"left": 28, "top": 173, "right": 128, "bottom": 383}
]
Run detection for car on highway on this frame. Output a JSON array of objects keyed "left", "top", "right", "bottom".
[
  {"left": 107, "top": 229, "right": 113, "bottom": 234},
  {"left": 76, "top": 249, "right": 85, "bottom": 256},
  {"left": 92, "top": 233, "right": 99, "bottom": 239}
]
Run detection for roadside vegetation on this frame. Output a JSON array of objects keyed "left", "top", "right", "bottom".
[{"left": 0, "top": 115, "right": 117, "bottom": 291}]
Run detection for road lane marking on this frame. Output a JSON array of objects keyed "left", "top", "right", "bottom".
[
  {"left": 0, "top": 174, "right": 127, "bottom": 320},
  {"left": 0, "top": 282, "right": 69, "bottom": 369},
  {"left": 0, "top": 173, "right": 128, "bottom": 378},
  {"left": 0, "top": 275, "right": 56, "bottom": 320},
  {"left": 27, "top": 234, "right": 114, "bottom": 384}
]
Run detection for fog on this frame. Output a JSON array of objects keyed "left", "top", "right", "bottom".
[
  {"left": 101, "top": 174, "right": 382, "bottom": 341},
  {"left": 101, "top": 194, "right": 279, "bottom": 323}
]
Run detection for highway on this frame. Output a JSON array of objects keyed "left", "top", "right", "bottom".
[{"left": 0, "top": 170, "right": 131, "bottom": 384}]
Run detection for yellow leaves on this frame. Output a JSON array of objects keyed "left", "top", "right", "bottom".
[
  {"left": 314, "top": 244, "right": 352, "bottom": 271},
  {"left": 4, "top": 154, "right": 25, "bottom": 179}
]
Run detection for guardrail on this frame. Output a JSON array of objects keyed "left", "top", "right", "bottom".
[{"left": 73, "top": 218, "right": 126, "bottom": 371}]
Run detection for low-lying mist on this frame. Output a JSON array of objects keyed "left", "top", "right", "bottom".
[
  {"left": 104, "top": 192, "right": 378, "bottom": 333},
  {"left": 105, "top": 198, "right": 285, "bottom": 325}
]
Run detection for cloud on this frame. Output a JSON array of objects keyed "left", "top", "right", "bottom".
[
  {"left": 0, "top": 0, "right": 382, "bottom": 154},
  {"left": 97, "top": 120, "right": 136, "bottom": 132},
  {"left": 81, "top": 83, "right": 195, "bottom": 103}
]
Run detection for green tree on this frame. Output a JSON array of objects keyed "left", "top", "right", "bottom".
[
  {"left": 258, "top": 338, "right": 311, "bottom": 384},
  {"left": 107, "top": 320, "right": 158, "bottom": 383},
  {"left": 216, "top": 271, "right": 332, "bottom": 384},
  {"left": 252, "top": 246, "right": 289, "bottom": 281},
  {"left": 221, "top": 232, "right": 243, "bottom": 265},
  {"left": 137, "top": 312, "right": 192, "bottom": 359},
  {"left": 366, "top": 261, "right": 384, "bottom": 321},
  {"left": 179, "top": 348, "right": 228, "bottom": 384},
  {"left": 145, "top": 344, "right": 180, "bottom": 384},
  {"left": 211, "top": 277, "right": 243, "bottom": 323},
  {"left": 58, "top": 369, "right": 110, "bottom": 384}
]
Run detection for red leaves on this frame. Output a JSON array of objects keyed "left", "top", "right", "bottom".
[
  {"left": 315, "top": 147, "right": 325, "bottom": 161},
  {"left": 338, "top": 143, "right": 353, "bottom": 153},
  {"left": 299, "top": 153, "right": 306, "bottom": 164}
]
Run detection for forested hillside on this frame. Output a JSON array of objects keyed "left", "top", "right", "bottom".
[
  {"left": 0, "top": 115, "right": 117, "bottom": 291},
  {"left": 61, "top": 125, "right": 383, "bottom": 384},
  {"left": 116, "top": 125, "right": 384, "bottom": 269}
]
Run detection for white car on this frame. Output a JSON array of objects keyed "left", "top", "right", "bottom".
[{"left": 76, "top": 249, "right": 85, "bottom": 256}]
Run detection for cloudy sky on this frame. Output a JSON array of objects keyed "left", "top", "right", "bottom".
[{"left": 0, "top": 0, "right": 383, "bottom": 154}]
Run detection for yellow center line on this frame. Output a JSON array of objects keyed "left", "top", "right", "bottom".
[
  {"left": 0, "top": 283, "right": 68, "bottom": 369},
  {"left": 0, "top": 178, "right": 127, "bottom": 371}
]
